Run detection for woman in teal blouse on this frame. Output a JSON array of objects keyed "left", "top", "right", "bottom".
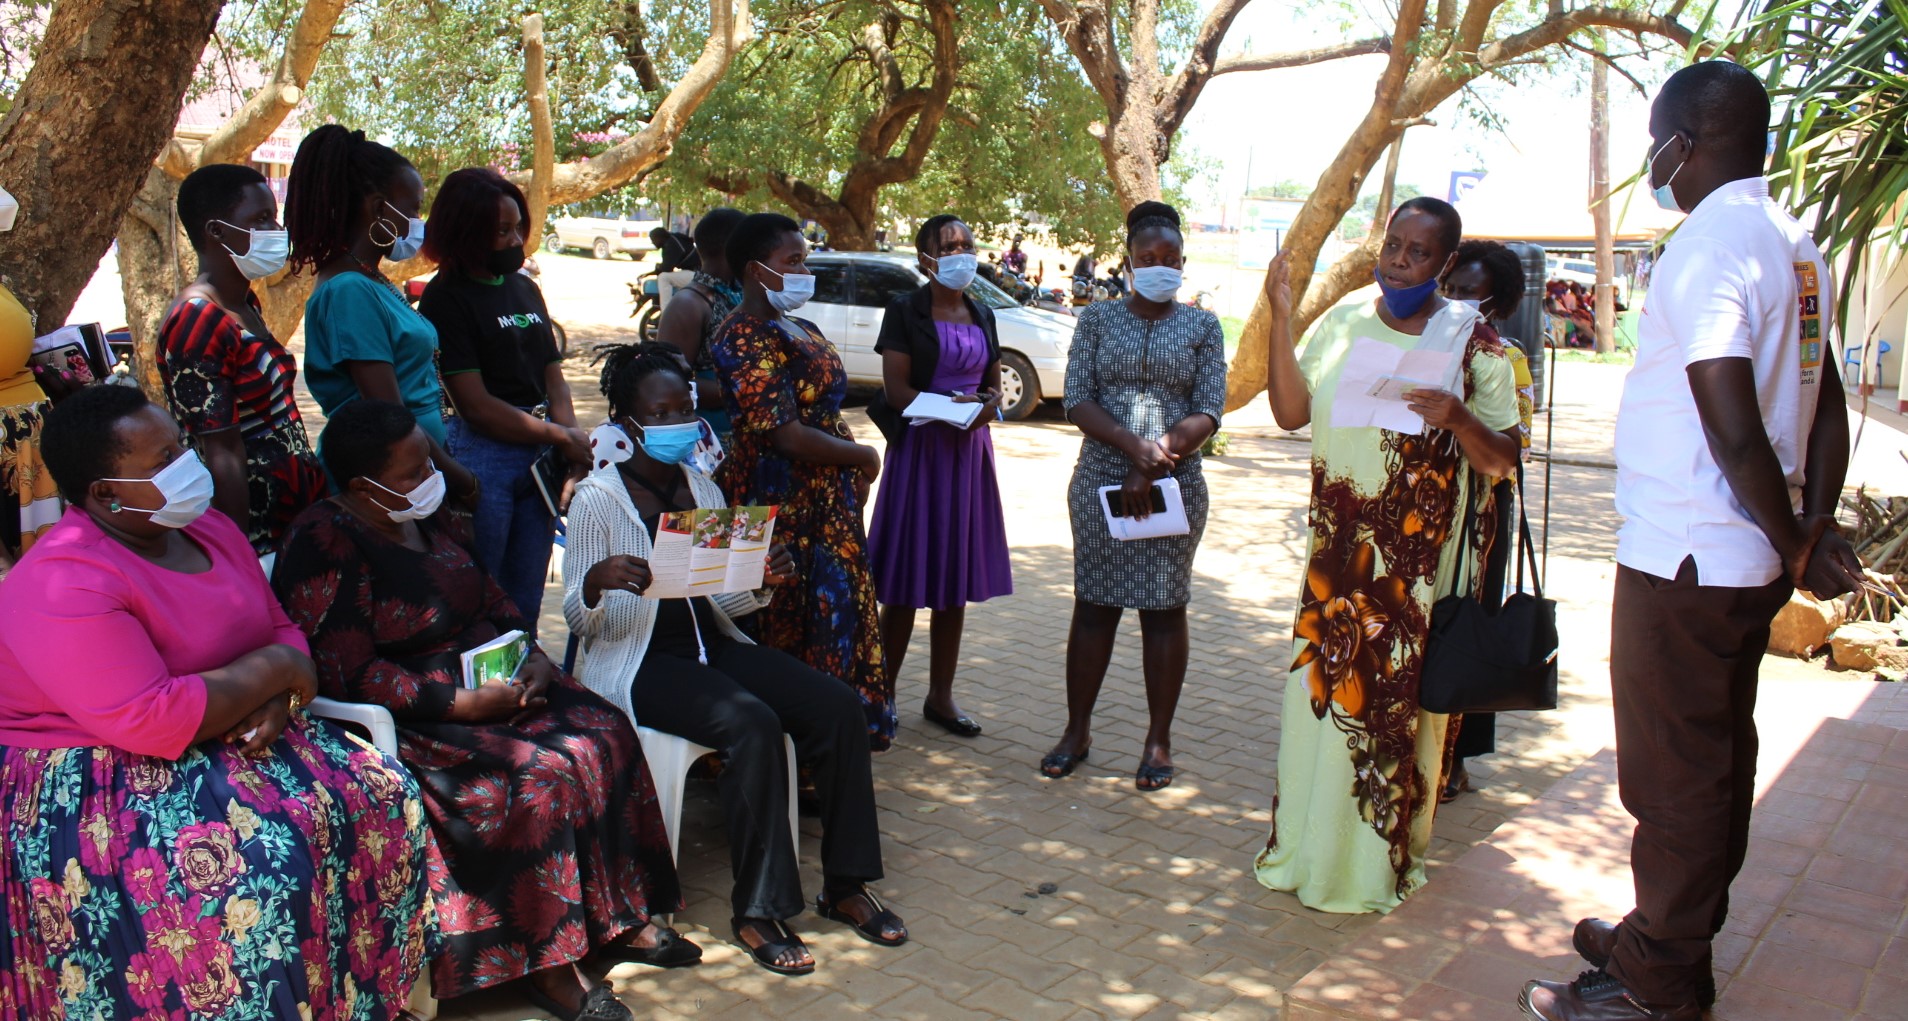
[{"left": 284, "top": 125, "right": 474, "bottom": 499}]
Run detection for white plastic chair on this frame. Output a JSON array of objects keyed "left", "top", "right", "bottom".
[
  {"left": 303, "top": 697, "right": 436, "bottom": 1021},
  {"left": 636, "top": 725, "right": 799, "bottom": 864}
]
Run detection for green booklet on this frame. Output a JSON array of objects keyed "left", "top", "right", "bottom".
[{"left": 461, "top": 629, "right": 529, "bottom": 689}]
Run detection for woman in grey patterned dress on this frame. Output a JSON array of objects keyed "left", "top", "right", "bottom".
[{"left": 1041, "top": 201, "right": 1226, "bottom": 792}]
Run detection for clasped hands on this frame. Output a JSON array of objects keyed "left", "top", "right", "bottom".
[
  {"left": 1786, "top": 514, "right": 1867, "bottom": 601},
  {"left": 1118, "top": 435, "right": 1177, "bottom": 520}
]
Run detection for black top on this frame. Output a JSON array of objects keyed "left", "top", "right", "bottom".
[
  {"left": 872, "top": 284, "right": 1001, "bottom": 395},
  {"left": 418, "top": 270, "right": 561, "bottom": 409}
]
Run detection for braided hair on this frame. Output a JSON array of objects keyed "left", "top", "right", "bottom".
[
  {"left": 1125, "top": 200, "right": 1182, "bottom": 248},
  {"left": 284, "top": 125, "right": 415, "bottom": 272},
  {"left": 914, "top": 213, "right": 963, "bottom": 256},
  {"left": 595, "top": 341, "right": 694, "bottom": 420}
]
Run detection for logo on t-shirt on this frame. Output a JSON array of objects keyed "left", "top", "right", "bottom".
[
  {"left": 497, "top": 312, "right": 545, "bottom": 329},
  {"left": 1794, "top": 261, "right": 1822, "bottom": 382}
]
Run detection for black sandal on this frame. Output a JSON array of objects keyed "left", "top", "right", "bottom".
[
  {"left": 1135, "top": 762, "right": 1176, "bottom": 791},
  {"left": 595, "top": 924, "right": 702, "bottom": 968},
  {"left": 731, "top": 917, "right": 814, "bottom": 976},
  {"left": 1039, "top": 746, "right": 1090, "bottom": 779},
  {"left": 815, "top": 887, "right": 908, "bottom": 947},
  {"left": 923, "top": 703, "right": 983, "bottom": 737},
  {"left": 522, "top": 981, "right": 633, "bottom": 1021}
]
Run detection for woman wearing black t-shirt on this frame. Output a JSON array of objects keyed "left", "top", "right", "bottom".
[{"left": 419, "top": 168, "right": 590, "bottom": 622}]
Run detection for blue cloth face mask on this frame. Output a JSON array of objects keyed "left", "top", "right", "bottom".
[
  {"left": 1373, "top": 268, "right": 1441, "bottom": 318},
  {"left": 928, "top": 253, "right": 978, "bottom": 291},
  {"left": 1132, "top": 265, "right": 1182, "bottom": 302},
  {"left": 374, "top": 201, "right": 426, "bottom": 261},
  {"left": 634, "top": 420, "right": 703, "bottom": 465},
  {"left": 1649, "top": 136, "right": 1687, "bottom": 213}
]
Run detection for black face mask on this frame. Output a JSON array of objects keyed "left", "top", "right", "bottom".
[{"left": 485, "top": 244, "right": 526, "bottom": 277}]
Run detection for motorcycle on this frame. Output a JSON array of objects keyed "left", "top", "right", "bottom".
[{"left": 628, "top": 228, "right": 699, "bottom": 342}]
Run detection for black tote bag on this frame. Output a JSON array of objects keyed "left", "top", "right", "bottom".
[{"left": 1421, "top": 474, "right": 1559, "bottom": 715}]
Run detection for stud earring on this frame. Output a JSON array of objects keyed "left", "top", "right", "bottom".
[{"left": 108, "top": 500, "right": 122, "bottom": 513}]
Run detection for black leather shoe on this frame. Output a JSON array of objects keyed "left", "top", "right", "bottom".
[
  {"left": 1572, "top": 918, "right": 1715, "bottom": 1008},
  {"left": 1519, "top": 970, "right": 1702, "bottom": 1021}
]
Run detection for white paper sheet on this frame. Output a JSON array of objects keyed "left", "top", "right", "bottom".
[
  {"left": 902, "top": 391, "right": 983, "bottom": 428},
  {"left": 1096, "top": 476, "right": 1191, "bottom": 541},
  {"left": 1330, "top": 337, "right": 1456, "bottom": 434}
]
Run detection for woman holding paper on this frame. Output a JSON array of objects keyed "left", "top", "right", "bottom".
[
  {"left": 866, "top": 213, "right": 1014, "bottom": 739},
  {"left": 274, "top": 400, "right": 697, "bottom": 1021},
  {"left": 568, "top": 342, "right": 900, "bottom": 976},
  {"left": 1253, "top": 197, "right": 1520, "bottom": 914},
  {"left": 1041, "top": 201, "right": 1226, "bottom": 793},
  {"left": 708, "top": 213, "right": 893, "bottom": 751}
]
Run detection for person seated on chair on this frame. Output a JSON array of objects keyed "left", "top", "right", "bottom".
[
  {"left": 272, "top": 399, "right": 697, "bottom": 1021},
  {"left": 0, "top": 385, "right": 436, "bottom": 1018},
  {"left": 564, "top": 342, "right": 904, "bottom": 977}
]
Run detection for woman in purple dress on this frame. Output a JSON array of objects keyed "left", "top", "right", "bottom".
[{"left": 866, "top": 215, "right": 1014, "bottom": 738}]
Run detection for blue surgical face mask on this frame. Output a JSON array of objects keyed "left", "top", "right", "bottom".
[
  {"left": 1650, "top": 135, "right": 1687, "bottom": 213},
  {"left": 928, "top": 252, "right": 978, "bottom": 291},
  {"left": 634, "top": 420, "right": 703, "bottom": 465},
  {"left": 1132, "top": 265, "right": 1182, "bottom": 303},
  {"left": 375, "top": 201, "right": 426, "bottom": 260},
  {"left": 1374, "top": 268, "right": 1441, "bottom": 318},
  {"left": 755, "top": 263, "right": 815, "bottom": 312}
]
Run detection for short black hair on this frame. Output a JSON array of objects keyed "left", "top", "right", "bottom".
[
  {"left": 1657, "top": 60, "right": 1771, "bottom": 169},
  {"left": 318, "top": 400, "right": 420, "bottom": 484},
  {"left": 1125, "top": 200, "right": 1182, "bottom": 248},
  {"left": 1447, "top": 239, "right": 1526, "bottom": 319},
  {"left": 596, "top": 341, "right": 693, "bottom": 420},
  {"left": 422, "top": 167, "right": 527, "bottom": 278},
  {"left": 692, "top": 207, "right": 747, "bottom": 265},
  {"left": 915, "top": 214, "right": 963, "bottom": 254},
  {"left": 40, "top": 384, "right": 154, "bottom": 505},
  {"left": 1390, "top": 196, "right": 1462, "bottom": 260},
  {"left": 178, "top": 164, "right": 269, "bottom": 250},
  {"left": 725, "top": 212, "right": 803, "bottom": 281}
]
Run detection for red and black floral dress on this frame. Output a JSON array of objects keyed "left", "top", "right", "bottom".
[{"left": 272, "top": 502, "right": 682, "bottom": 996}]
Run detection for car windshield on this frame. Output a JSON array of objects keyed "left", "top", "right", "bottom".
[{"left": 963, "top": 274, "right": 1017, "bottom": 310}]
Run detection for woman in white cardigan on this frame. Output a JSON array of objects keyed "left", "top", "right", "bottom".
[{"left": 564, "top": 343, "right": 902, "bottom": 978}]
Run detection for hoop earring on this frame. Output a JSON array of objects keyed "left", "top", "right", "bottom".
[{"left": 368, "top": 217, "right": 399, "bottom": 248}]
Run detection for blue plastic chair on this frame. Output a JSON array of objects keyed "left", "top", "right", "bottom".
[{"left": 1844, "top": 339, "right": 1892, "bottom": 379}]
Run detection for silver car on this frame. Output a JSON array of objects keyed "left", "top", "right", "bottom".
[{"left": 803, "top": 252, "right": 1074, "bottom": 420}]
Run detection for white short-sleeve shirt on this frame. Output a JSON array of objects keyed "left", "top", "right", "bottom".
[{"left": 1614, "top": 177, "right": 1828, "bottom": 587}]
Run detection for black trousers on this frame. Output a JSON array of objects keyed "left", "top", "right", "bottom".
[
  {"left": 632, "top": 638, "right": 883, "bottom": 920},
  {"left": 1606, "top": 557, "right": 1791, "bottom": 1005}
]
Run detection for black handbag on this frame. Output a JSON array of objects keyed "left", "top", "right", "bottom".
[{"left": 1420, "top": 472, "right": 1559, "bottom": 714}]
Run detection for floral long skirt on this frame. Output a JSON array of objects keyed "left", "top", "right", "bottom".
[{"left": 0, "top": 715, "right": 439, "bottom": 1020}]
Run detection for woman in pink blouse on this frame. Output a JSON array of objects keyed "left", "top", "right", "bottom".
[{"left": 0, "top": 385, "right": 436, "bottom": 1021}]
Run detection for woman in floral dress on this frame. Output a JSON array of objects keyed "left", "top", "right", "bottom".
[
  {"left": 0, "top": 386, "right": 435, "bottom": 1021},
  {"left": 273, "top": 401, "right": 694, "bottom": 1021},
  {"left": 1253, "top": 198, "right": 1521, "bottom": 913},
  {"left": 710, "top": 213, "right": 893, "bottom": 750}
]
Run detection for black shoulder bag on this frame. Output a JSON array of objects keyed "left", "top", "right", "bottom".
[{"left": 1420, "top": 470, "right": 1559, "bottom": 715}]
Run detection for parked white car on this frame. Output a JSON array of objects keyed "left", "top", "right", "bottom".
[
  {"left": 545, "top": 208, "right": 663, "bottom": 260},
  {"left": 804, "top": 252, "right": 1074, "bottom": 420}
]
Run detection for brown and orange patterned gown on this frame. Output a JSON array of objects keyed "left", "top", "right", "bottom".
[{"left": 1255, "top": 302, "right": 1518, "bottom": 913}]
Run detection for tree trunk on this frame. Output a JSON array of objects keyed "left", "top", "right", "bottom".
[
  {"left": 1590, "top": 30, "right": 1616, "bottom": 354},
  {"left": 0, "top": 0, "right": 224, "bottom": 329},
  {"left": 1100, "top": 110, "right": 1165, "bottom": 208},
  {"left": 523, "top": 14, "right": 556, "bottom": 248},
  {"left": 116, "top": 168, "right": 190, "bottom": 399}
]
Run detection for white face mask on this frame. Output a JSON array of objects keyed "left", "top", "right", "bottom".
[
  {"left": 104, "top": 451, "right": 216, "bottom": 529},
  {"left": 0, "top": 186, "right": 16, "bottom": 233},
  {"left": 1131, "top": 265, "right": 1183, "bottom": 302},
  {"left": 928, "top": 252, "right": 978, "bottom": 291},
  {"left": 756, "top": 263, "right": 816, "bottom": 312},
  {"left": 364, "top": 466, "right": 446, "bottom": 522},
  {"left": 214, "top": 221, "right": 289, "bottom": 280},
  {"left": 373, "top": 200, "right": 426, "bottom": 261}
]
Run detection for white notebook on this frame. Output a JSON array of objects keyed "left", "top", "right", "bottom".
[
  {"left": 902, "top": 391, "right": 984, "bottom": 428},
  {"left": 1096, "top": 476, "right": 1190, "bottom": 541}
]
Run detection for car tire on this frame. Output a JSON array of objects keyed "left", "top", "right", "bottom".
[
  {"left": 997, "top": 351, "right": 1040, "bottom": 421},
  {"left": 637, "top": 304, "right": 662, "bottom": 344},
  {"left": 592, "top": 237, "right": 611, "bottom": 260},
  {"left": 543, "top": 234, "right": 562, "bottom": 254}
]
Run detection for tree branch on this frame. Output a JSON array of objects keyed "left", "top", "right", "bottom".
[
  {"left": 1160, "top": 0, "right": 1256, "bottom": 138},
  {"left": 1209, "top": 36, "right": 1392, "bottom": 76},
  {"left": 1037, "top": 0, "right": 1126, "bottom": 112},
  {"left": 190, "top": 0, "right": 349, "bottom": 172},
  {"left": 610, "top": 0, "right": 665, "bottom": 93},
  {"left": 1563, "top": 35, "right": 1650, "bottom": 95},
  {"left": 523, "top": 14, "right": 555, "bottom": 246}
]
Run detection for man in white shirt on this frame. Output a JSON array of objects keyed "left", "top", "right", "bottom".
[{"left": 1519, "top": 61, "right": 1864, "bottom": 1021}]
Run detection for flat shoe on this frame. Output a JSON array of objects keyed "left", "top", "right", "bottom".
[
  {"left": 815, "top": 888, "right": 908, "bottom": 947},
  {"left": 923, "top": 703, "right": 983, "bottom": 737},
  {"left": 730, "top": 917, "right": 814, "bottom": 976},
  {"left": 1039, "top": 746, "right": 1089, "bottom": 778},
  {"left": 1136, "top": 762, "right": 1176, "bottom": 791},
  {"left": 522, "top": 982, "right": 633, "bottom": 1021},
  {"left": 595, "top": 925, "right": 702, "bottom": 968}
]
